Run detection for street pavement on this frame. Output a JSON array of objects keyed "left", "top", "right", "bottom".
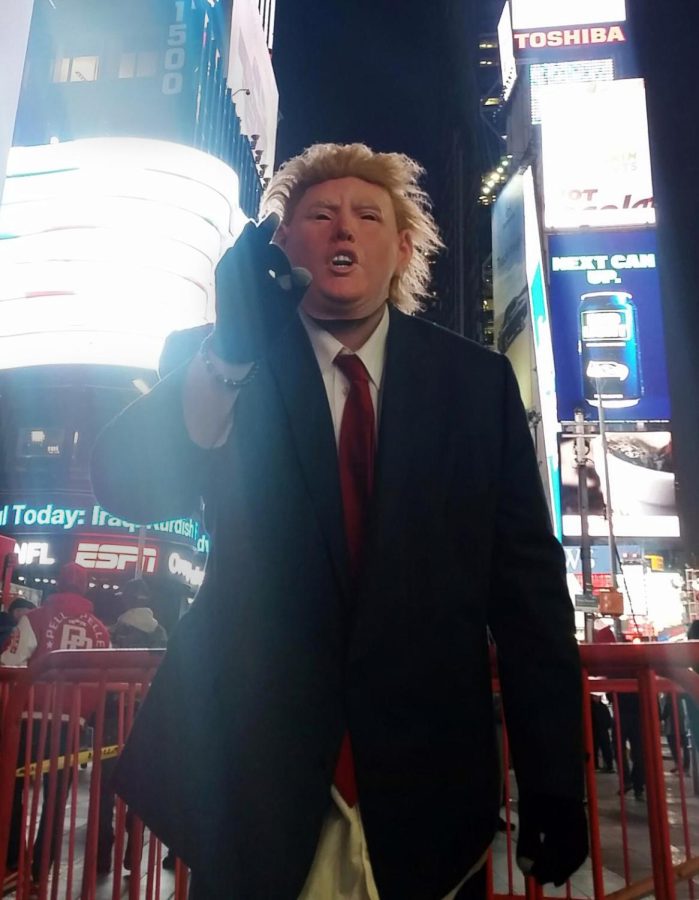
[{"left": 10, "top": 749, "right": 699, "bottom": 899}]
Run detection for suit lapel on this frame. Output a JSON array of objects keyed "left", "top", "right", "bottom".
[
  {"left": 373, "top": 307, "right": 438, "bottom": 527},
  {"left": 267, "top": 309, "right": 442, "bottom": 615},
  {"left": 267, "top": 316, "right": 351, "bottom": 602},
  {"left": 350, "top": 308, "right": 447, "bottom": 654}
]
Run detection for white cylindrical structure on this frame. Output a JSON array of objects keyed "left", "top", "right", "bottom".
[{"left": 0, "top": 137, "right": 248, "bottom": 371}]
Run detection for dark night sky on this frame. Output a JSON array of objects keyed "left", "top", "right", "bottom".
[{"left": 270, "top": 0, "right": 489, "bottom": 201}]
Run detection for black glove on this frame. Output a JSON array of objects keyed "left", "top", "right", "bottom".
[
  {"left": 210, "top": 214, "right": 311, "bottom": 363},
  {"left": 516, "top": 793, "right": 588, "bottom": 886}
]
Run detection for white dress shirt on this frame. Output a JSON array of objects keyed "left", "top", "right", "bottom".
[{"left": 297, "top": 306, "right": 387, "bottom": 445}]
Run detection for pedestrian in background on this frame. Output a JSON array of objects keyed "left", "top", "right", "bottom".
[
  {"left": 1, "top": 564, "right": 110, "bottom": 885},
  {"left": 97, "top": 578, "right": 168, "bottom": 875},
  {"left": 660, "top": 692, "right": 690, "bottom": 775},
  {"left": 0, "top": 597, "right": 34, "bottom": 650},
  {"left": 683, "top": 620, "right": 699, "bottom": 774},
  {"left": 110, "top": 579, "right": 167, "bottom": 649},
  {"left": 591, "top": 695, "right": 614, "bottom": 774}
]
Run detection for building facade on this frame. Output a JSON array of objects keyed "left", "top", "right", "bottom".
[
  {"left": 0, "top": 0, "right": 278, "bottom": 628},
  {"left": 487, "top": 0, "right": 685, "bottom": 638}
]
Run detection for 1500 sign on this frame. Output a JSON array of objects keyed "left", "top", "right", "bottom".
[{"left": 162, "top": 0, "right": 187, "bottom": 96}]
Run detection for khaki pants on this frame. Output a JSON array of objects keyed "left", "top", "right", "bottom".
[{"left": 299, "top": 787, "right": 484, "bottom": 900}]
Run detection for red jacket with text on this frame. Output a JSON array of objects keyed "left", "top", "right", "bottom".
[{"left": 1, "top": 564, "right": 110, "bottom": 717}]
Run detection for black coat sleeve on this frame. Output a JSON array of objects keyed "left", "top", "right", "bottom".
[
  {"left": 90, "top": 363, "right": 217, "bottom": 526},
  {"left": 487, "top": 355, "right": 585, "bottom": 802}
]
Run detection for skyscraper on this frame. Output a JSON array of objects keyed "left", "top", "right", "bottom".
[{"left": 0, "top": 0, "right": 279, "bottom": 625}]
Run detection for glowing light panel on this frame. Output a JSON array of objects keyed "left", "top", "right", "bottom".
[
  {"left": 530, "top": 59, "right": 614, "bottom": 124},
  {"left": 540, "top": 79, "right": 655, "bottom": 230},
  {"left": 511, "top": 0, "right": 626, "bottom": 30},
  {"left": 0, "top": 138, "right": 248, "bottom": 370}
]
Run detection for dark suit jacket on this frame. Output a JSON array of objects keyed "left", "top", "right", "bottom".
[{"left": 91, "top": 307, "right": 584, "bottom": 900}]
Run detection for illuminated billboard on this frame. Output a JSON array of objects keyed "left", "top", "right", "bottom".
[
  {"left": 498, "top": 2, "right": 518, "bottom": 101},
  {"left": 0, "top": 138, "right": 247, "bottom": 371},
  {"left": 530, "top": 59, "right": 614, "bottom": 124},
  {"left": 10, "top": 537, "right": 206, "bottom": 588},
  {"left": 0, "top": 496, "right": 208, "bottom": 554},
  {"left": 228, "top": 0, "right": 279, "bottom": 174},
  {"left": 493, "top": 169, "right": 561, "bottom": 536},
  {"left": 522, "top": 168, "right": 561, "bottom": 536},
  {"left": 493, "top": 173, "right": 530, "bottom": 377},
  {"left": 513, "top": 24, "right": 627, "bottom": 58},
  {"left": 1, "top": 491, "right": 209, "bottom": 587},
  {"left": 559, "top": 431, "right": 679, "bottom": 539},
  {"left": 540, "top": 79, "right": 654, "bottom": 230},
  {"left": 548, "top": 230, "right": 670, "bottom": 423},
  {"left": 511, "top": 0, "right": 626, "bottom": 30}
]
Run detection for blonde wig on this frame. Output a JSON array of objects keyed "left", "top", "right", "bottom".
[{"left": 261, "top": 143, "right": 443, "bottom": 314}]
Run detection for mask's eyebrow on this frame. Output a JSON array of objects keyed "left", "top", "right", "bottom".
[
  {"left": 305, "top": 200, "right": 385, "bottom": 214},
  {"left": 306, "top": 200, "right": 339, "bottom": 211}
]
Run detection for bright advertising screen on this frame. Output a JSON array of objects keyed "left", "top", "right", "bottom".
[
  {"left": 511, "top": 0, "right": 626, "bottom": 30},
  {"left": 228, "top": 0, "right": 279, "bottom": 173},
  {"left": 559, "top": 431, "right": 679, "bottom": 539},
  {"left": 2, "top": 493, "right": 209, "bottom": 587},
  {"left": 498, "top": 2, "right": 518, "bottom": 101},
  {"left": 492, "top": 172, "right": 531, "bottom": 396},
  {"left": 548, "top": 230, "right": 671, "bottom": 423},
  {"left": 0, "top": 496, "right": 208, "bottom": 554},
  {"left": 0, "top": 138, "right": 247, "bottom": 371},
  {"left": 530, "top": 59, "right": 614, "bottom": 124},
  {"left": 522, "top": 169, "right": 561, "bottom": 537},
  {"left": 11, "top": 537, "right": 206, "bottom": 588},
  {"left": 512, "top": 24, "right": 627, "bottom": 60},
  {"left": 492, "top": 169, "right": 561, "bottom": 536},
  {"left": 540, "top": 79, "right": 655, "bottom": 230}
]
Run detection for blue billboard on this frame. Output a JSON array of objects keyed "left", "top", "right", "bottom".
[{"left": 548, "top": 230, "right": 670, "bottom": 422}]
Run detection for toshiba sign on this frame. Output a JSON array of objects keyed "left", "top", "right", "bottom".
[
  {"left": 75, "top": 542, "right": 158, "bottom": 574},
  {"left": 514, "top": 25, "right": 626, "bottom": 52}
]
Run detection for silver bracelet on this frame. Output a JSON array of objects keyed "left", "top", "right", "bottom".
[{"left": 200, "top": 335, "right": 259, "bottom": 389}]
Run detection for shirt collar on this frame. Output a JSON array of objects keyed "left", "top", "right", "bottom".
[{"left": 298, "top": 305, "right": 389, "bottom": 389}]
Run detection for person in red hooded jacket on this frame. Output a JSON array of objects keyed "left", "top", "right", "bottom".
[
  {"left": 1, "top": 562, "right": 110, "bottom": 668},
  {"left": 1, "top": 563, "right": 110, "bottom": 883}
]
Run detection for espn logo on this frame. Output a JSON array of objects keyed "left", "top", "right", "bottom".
[{"left": 75, "top": 542, "right": 158, "bottom": 573}]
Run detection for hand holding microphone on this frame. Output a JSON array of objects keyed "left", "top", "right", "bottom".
[{"left": 210, "top": 214, "right": 311, "bottom": 364}]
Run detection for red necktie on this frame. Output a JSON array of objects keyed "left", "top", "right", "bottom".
[{"left": 333, "top": 353, "right": 376, "bottom": 807}]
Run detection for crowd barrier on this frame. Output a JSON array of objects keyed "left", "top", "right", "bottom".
[
  {"left": 0, "top": 643, "right": 699, "bottom": 899},
  {"left": 579, "top": 643, "right": 699, "bottom": 900},
  {"left": 0, "top": 649, "right": 183, "bottom": 900}
]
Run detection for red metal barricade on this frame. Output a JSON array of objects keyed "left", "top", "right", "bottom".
[
  {"left": 1, "top": 642, "right": 699, "bottom": 899},
  {"left": 489, "top": 643, "right": 699, "bottom": 900},
  {"left": 577, "top": 643, "right": 699, "bottom": 900},
  {"left": 0, "top": 649, "right": 188, "bottom": 900}
]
